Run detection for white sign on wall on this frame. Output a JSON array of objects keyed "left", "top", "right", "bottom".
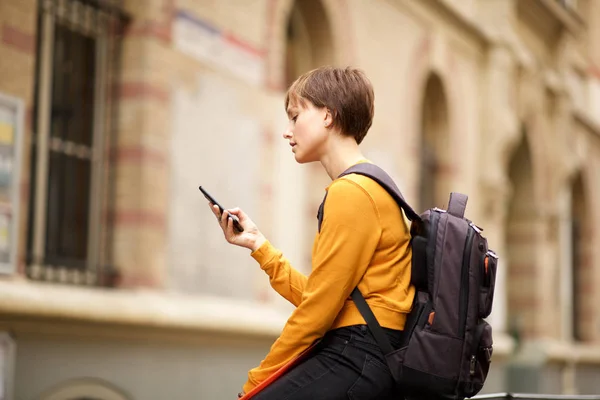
[
  {"left": 173, "top": 10, "right": 266, "bottom": 87},
  {"left": 0, "top": 93, "right": 24, "bottom": 275}
]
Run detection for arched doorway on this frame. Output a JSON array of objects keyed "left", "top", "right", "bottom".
[
  {"left": 38, "top": 378, "right": 130, "bottom": 400},
  {"left": 569, "top": 173, "right": 592, "bottom": 341},
  {"left": 419, "top": 73, "right": 450, "bottom": 211},
  {"left": 505, "top": 132, "right": 538, "bottom": 340},
  {"left": 285, "top": 0, "right": 335, "bottom": 87}
]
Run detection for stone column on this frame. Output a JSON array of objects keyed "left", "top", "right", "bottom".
[
  {"left": 110, "top": 0, "right": 174, "bottom": 288},
  {"left": 479, "top": 43, "right": 518, "bottom": 336},
  {"left": 586, "top": 149, "right": 600, "bottom": 342},
  {"left": 543, "top": 86, "right": 575, "bottom": 341}
]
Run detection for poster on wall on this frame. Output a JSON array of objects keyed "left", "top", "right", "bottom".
[{"left": 0, "top": 93, "right": 24, "bottom": 275}]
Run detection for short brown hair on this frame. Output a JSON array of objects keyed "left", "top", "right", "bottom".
[{"left": 285, "top": 66, "right": 375, "bottom": 145}]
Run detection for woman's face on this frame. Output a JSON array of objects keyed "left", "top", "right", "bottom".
[{"left": 283, "top": 100, "right": 329, "bottom": 164}]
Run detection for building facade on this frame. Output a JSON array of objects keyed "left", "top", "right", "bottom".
[{"left": 0, "top": 0, "right": 599, "bottom": 398}]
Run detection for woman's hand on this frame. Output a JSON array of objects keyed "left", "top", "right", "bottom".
[{"left": 209, "top": 203, "right": 266, "bottom": 252}]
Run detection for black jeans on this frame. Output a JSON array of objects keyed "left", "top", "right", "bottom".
[{"left": 252, "top": 325, "right": 403, "bottom": 400}]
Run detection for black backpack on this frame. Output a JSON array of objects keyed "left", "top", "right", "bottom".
[{"left": 317, "top": 163, "right": 498, "bottom": 400}]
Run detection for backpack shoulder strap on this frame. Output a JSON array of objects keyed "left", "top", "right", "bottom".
[
  {"left": 317, "top": 192, "right": 328, "bottom": 232},
  {"left": 339, "top": 163, "right": 421, "bottom": 222},
  {"left": 315, "top": 163, "right": 418, "bottom": 354},
  {"left": 317, "top": 163, "right": 421, "bottom": 232}
]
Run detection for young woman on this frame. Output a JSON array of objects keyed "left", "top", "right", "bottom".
[{"left": 209, "top": 66, "right": 414, "bottom": 399}]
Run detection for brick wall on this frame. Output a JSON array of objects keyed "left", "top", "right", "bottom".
[
  {"left": 105, "top": 0, "right": 177, "bottom": 288},
  {"left": 0, "top": 0, "right": 37, "bottom": 275}
]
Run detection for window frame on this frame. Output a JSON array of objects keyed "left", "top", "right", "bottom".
[{"left": 28, "top": 0, "right": 125, "bottom": 285}]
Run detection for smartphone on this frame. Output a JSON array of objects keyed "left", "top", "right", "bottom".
[{"left": 199, "top": 186, "right": 244, "bottom": 233}]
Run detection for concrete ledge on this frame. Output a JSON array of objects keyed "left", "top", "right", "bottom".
[
  {"left": 545, "top": 340, "right": 600, "bottom": 365},
  {"left": 0, "top": 278, "right": 288, "bottom": 339},
  {"left": 0, "top": 279, "right": 530, "bottom": 360},
  {"left": 508, "top": 338, "right": 600, "bottom": 366}
]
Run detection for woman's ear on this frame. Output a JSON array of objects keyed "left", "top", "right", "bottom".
[{"left": 324, "top": 109, "right": 333, "bottom": 128}]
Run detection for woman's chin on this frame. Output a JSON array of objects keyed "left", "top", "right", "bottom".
[
  {"left": 292, "top": 149, "right": 318, "bottom": 164},
  {"left": 294, "top": 155, "right": 307, "bottom": 164},
  {"left": 294, "top": 153, "right": 312, "bottom": 164},
  {"left": 293, "top": 151, "right": 305, "bottom": 163}
]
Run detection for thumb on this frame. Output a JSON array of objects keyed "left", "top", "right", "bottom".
[{"left": 227, "top": 207, "right": 247, "bottom": 220}]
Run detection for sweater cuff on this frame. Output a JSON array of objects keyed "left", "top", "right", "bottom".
[
  {"left": 250, "top": 240, "right": 277, "bottom": 267},
  {"left": 242, "top": 379, "right": 256, "bottom": 394}
]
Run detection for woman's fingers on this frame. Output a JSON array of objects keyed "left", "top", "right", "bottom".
[
  {"left": 210, "top": 203, "right": 221, "bottom": 219},
  {"left": 208, "top": 203, "right": 254, "bottom": 247},
  {"left": 219, "top": 209, "right": 238, "bottom": 242},
  {"left": 220, "top": 209, "right": 230, "bottom": 230},
  {"left": 228, "top": 207, "right": 248, "bottom": 223},
  {"left": 210, "top": 204, "right": 225, "bottom": 228},
  {"left": 227, "top": 208, "right": 254, "bottom": 230},
  {"left": 225, "top": 213, "right": 235, "bottom": 238}
]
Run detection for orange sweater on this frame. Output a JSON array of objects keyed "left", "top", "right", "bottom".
[{"left": 243, "top": 169, "right": 415, "bottom": 393}]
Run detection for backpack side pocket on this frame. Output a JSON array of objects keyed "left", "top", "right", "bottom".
[{"left": 478, "top": 250, "right": 498, "bottom": 318}]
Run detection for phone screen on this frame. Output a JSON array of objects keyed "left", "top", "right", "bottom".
[
  {"left": 199, "top": 186, "right": 244, "bottom": 233},
  {"left": 199, "top": 186, "right": 224, "bottom": 213}
]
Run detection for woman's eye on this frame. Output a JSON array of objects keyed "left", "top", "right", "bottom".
[{"left": 291, "top": 115, "right": 298, "bottom": 122}]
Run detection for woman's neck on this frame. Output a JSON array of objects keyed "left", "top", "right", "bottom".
[{"left": 320, "top": 135, "right": 366, "bottom": 180}]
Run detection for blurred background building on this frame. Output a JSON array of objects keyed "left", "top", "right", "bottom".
[{"left": 0, "top": 0, "right": 599, "bottom": 398}]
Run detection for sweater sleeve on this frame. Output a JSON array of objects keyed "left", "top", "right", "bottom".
[
  {"left": 251, "top": 240, "right": 308, "bottom": 307},
  {"left": 243, "top": 179, "right": 382, "bottom": 392}
]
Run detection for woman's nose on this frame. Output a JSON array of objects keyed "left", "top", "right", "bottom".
[{"left": 283, "top": 129, "right": 292, "bottom": 139}]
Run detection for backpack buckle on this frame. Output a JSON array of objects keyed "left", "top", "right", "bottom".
[
  {"left": 469, "top": 222, "right": 483, "bottom": 234},
  {"left": 469, "top": 355, "right": 476, "bottom": 375},
  {"left": 484, "top": 347, "right": 493, "bottom": 362},
  {"left": 487, "top": 250, "right": 498, "bottom": 259}
]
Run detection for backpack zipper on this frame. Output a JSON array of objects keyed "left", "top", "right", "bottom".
[
  {"left": 458, "top": 227, "right": 474, "bottom": 338},
  {"left": 429, "top": 210, "right": 441, "bottom": 304}
]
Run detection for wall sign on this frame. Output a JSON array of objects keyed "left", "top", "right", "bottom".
[
  {"left": 0, "top": 93, "right": 24, "bottom": 275},
  {"left": 173, "top": 10, "right": 266, "bottom": 87}
]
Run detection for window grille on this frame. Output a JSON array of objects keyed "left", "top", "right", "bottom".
[{"left": 27, "top": 0, "right": 129, "bottom": 286}]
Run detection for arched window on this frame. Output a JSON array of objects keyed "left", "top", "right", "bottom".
[
  {"left": 419, "top": 74, "right": 450, "bottom": 211},
  {"left": 505, "top": 132, "right": 536, "bottom": 340},
  {"left": 570, "top": 173, "right": 590, "bottom": 341},
  {"left": 285, "top": 0, "right": 335, "bottom": 86},
  {"left": 38, "top": 378, "right": 130, "bottom": 400}
]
